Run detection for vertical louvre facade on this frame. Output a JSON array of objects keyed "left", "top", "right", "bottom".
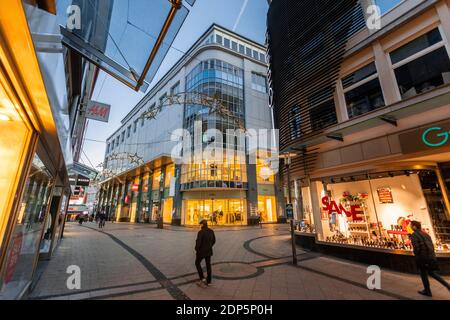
[{"left": 267, "top": 0, "right": 366, "bottom": 152}]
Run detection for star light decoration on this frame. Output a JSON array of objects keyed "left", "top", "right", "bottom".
[
  {"left": 97, "top": 151, "right": 144, "bottom": 183},
  {"left": 141, "top": 92, "right": 245, "bottom": 130}
]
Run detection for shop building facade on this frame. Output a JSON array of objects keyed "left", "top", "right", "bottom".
[
  {"left": 267, "top": 0, "right": 450, "bottom": 272},
  {"left": 99, "top": 24, "right": 279, "bottom": 226}
]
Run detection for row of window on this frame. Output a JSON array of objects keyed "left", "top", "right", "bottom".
[
  {"left": 290, "top": 27, "right": 450, "bottom": 139},
  {"left": 106, "top": 81, "right": 181, "bottom": 154},
  {"left": 205, "top": 33, "right": 267, "bottom": 63}
]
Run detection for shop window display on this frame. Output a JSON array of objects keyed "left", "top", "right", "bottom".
[
  {"left": 315, "top": 170, "right": 449, "bottom": 252},
  {"left": 0, "top": 154, "right": 53, "bottom": 299},
  {"left": 184, "top": 199, "right": 247, "bottom": 226},
  {"left": 257, "top": 196, "right": 276, "bottom": 223}
]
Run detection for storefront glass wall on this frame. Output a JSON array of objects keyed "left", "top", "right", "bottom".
[
  {"left": 257, "top": 196, "right": 276, "bottom": 222},
  {"left": 0, "top": 154, "right": 53, "bottom": 299},
  {"left": 0, "top": 84, "right": 33, "bottom": 243},
  {"left": 163, "top": 198, "right": 173, "bottom": 223},
  {"left": 184, "top": 199, "right": 247, "bottom": 226},
  {"left": 315, "top": 170, "right": 449, "bottom": 252}
]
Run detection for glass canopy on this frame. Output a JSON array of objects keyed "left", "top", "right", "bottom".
[{"left": 56, "top": 0, "right": 196, "bottom": 92}]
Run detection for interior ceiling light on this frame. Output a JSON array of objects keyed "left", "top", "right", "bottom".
[{"left": 0, "top": 113, "right": 11, "bottom": 121}]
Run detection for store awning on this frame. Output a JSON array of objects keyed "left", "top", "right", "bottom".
[{"left": 56, "top": 0, "right": 196, "bottom": 92}]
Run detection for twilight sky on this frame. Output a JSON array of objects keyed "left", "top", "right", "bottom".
[
  {"left": 81, "top": 0, "right": 269, "bottom": 169},
  {"left": 80, "top": 0, "right": 403, "bottom": 169}
]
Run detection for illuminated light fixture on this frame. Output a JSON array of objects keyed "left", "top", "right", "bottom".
[{"left": 0, "top": 113, "right": 11, "bottom": 121}]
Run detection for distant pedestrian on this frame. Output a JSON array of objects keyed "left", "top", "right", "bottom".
[
  {"left": 99, "top": 211, "right": 106, "bottom": 229},
  {"left": 409, "top": 220, "right": 450, "bottom": 297},
  {"left": 195, "top": 219, "right": 216, "bottom": 288}
]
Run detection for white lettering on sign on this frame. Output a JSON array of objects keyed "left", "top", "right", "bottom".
[{"left": 86, "top": 101, "right": 111, "bottom": 123}]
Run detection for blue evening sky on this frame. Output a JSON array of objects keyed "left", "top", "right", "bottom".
[
  {"left": 82, "top": 0, "right": 268, "bottom": 168},
  {"left": 81, "top": 0, "right": 403, "bottom": 169}
]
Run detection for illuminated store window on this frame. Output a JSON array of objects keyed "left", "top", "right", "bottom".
[
  {"left": 256, "top": 155, "right": 275, "bottom": 184},
  {"left": 184, "top": 199, "right": 247, "bottom": 226},
  {"left": 257, "top": 196, "right": 276, "bottom": 222},
  {"left": 165, "top": 164, "right": 175, "bottom": 188},
  {"left": 0, "top": 154, "right": 53, "bottom": 299},
  {"left": 390, "top": 28, "right": 450, "bottom": 99},
  {"left": 0, "top": 84, "right": 33, "bottom": 251},
  {"left": 152, "top": 168, "right": 162, "bottom": 190},
  {"left": 162, "top": 198, "right": 173, "bottom": 224},
  {"left": 342, "top": 62, "right": 385, "bottom": 118},
  {"left": 314, "top": 170, "right": 449, "bottom": 252}
]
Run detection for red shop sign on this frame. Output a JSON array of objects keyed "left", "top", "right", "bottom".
[
  {"left": 5, "top": 232, "right": 24, "bottom": 284},
  {"left": 131, "top": 184, "right": 139, "bottom": 192},
  {"left": 321, "top": 196, "right": 363, "bottom": 221}
]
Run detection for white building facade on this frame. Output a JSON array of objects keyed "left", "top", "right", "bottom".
[{"left": 99, "top": 25, "right": 279, "bottom": 226}]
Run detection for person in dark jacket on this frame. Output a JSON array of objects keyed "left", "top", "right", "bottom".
[
  {"left": 195, "top": 219, "right": 216, "bottom": 288},
  {"left": 409, "top": 220, "right": 450, "bottom": 297}
]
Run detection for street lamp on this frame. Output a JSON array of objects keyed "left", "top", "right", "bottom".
[{"left": 280, "top": 151, "right": 297, "bottom": 265}]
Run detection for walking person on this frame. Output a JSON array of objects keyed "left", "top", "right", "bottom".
[
  {"left": 99, "top": 210, "right": 106, "bottom": 229},
  {"left": 409, "top": 220, "right": 450, "bottom": 297},
  {"left": 195, "top": 219, "right": 216, "bottom": 288}
]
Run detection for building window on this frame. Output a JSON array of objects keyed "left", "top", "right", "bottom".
[
  {"left": 121, "top": 131, "right": 125, "bottom": 142},
  {"left": 246, "top": 47, "right": 252, "bottom": 57},
  {"left": 390, "top": 28, "right": 450, "bottom": 99},
  {"left": 239, "top": 44, "right": 245, "bottom": 54},
  {"left": 141, "top": 116, "right": 145, "bottom": 127},
  {"left": 133, "top": 119, "right": 138, "bottom": 133},
  {"left": 232, "top": 41, "right": 238, "bottom": 51},
  {"left": 251, "top": 72, "right": 267, "bottom": 93},
  {"left": 106, "top": 143, "right": 110, "bottom": 153},
  {"left": 127, "top": 125, "right": 131, "bottom": 138},
  {"left": 159, "top": 93, "right": 167, "bottom": 107},
  {"left": 308, "top": 87, "right": 337, "bottom": 132},
  {"left": 224, "top": 38, "right": 230, "bottom": 48},
  {"left": 252, "top": 50, "right": 259, "bottom": 60},
  {"left": 215, "top": 34, "right": 222, "bottom": 45},
  {"left": 170, "top": 81, "right": 180, "bottom": 96},
  {"left": 115, "top": 137, "right": 119, "bottom": 147},
  {"left": 342, "top": 62, "right": 385, "bottom": 118}
]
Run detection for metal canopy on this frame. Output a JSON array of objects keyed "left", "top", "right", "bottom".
[{"left": 56, "top": 0, "right": 195, "bottom": 92}]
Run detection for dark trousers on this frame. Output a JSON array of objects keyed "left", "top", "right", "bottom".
[
  {"left": 417, "top": 260, "right": 450, "bottom": 293},
  {"left": 195, "top": 256, "right": 212, "bottom": 284}
]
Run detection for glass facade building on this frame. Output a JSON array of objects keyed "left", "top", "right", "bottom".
[{"left": 99, "top": 25, "right": 278, "bottom": 227}]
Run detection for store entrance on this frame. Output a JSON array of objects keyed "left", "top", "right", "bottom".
[{"left": 184, "top": 199, "right": 247, "bottom": 226}]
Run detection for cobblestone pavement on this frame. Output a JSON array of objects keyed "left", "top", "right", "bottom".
[{"left": 28, "top": 222, "right": 450, "bottom": 300}]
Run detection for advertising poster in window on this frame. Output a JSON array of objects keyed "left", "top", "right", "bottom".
[{"left": 377, "top": 187, "right": 394, "bottom": 204}]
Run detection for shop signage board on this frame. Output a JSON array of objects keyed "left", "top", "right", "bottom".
[
  {"left": 377, "top": 187, "right": 393, "bottom": 204},
  {"left": 86, "top": 100, "right": 111, "bottom": 123},
  {"left": 286, "top": 203, "right": 294, "bottom": 219},
  {"left": 399, "top": 120, "right": 450, "bottom": 154}
]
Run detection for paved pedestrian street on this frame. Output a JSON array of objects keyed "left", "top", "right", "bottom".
[{"left": 28, "top": 222, "right": 450, "bottom": 301}]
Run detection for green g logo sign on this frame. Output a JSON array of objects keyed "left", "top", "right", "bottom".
[{"left": 422, "top": 127, "right": 450, "bottom": 147}]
